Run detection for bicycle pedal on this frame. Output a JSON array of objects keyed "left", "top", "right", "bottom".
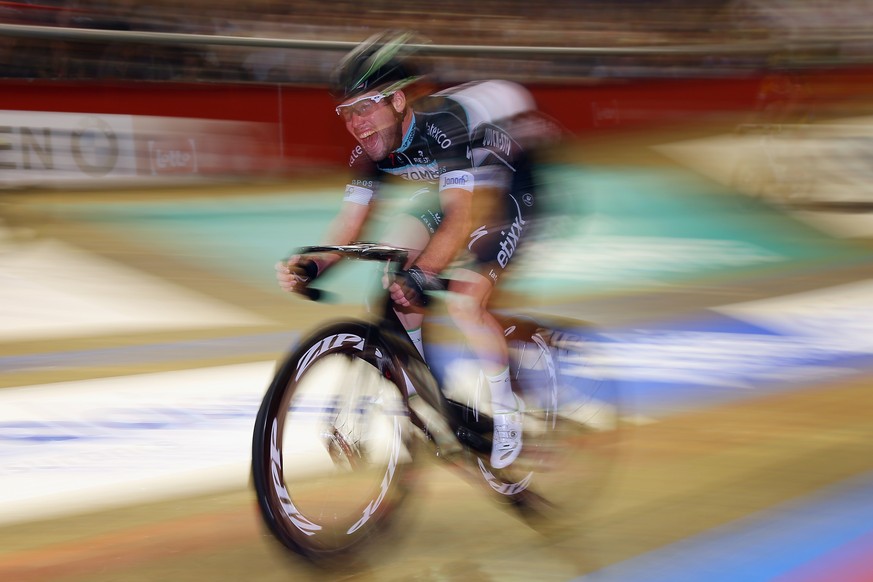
[{"left": 455, "top": 425, "right": 491, "bottom": 455}]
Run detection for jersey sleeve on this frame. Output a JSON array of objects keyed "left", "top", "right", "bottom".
[{"left": 343, "top": 145, "right": 380, "bottom": 205}]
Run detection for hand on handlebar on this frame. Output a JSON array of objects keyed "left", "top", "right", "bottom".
[
  {"left": 276, "top": 255, "right": 320, "bottom": 295},
  {"left": 389, "top": 265, "right": 443, "bottom": 308}
]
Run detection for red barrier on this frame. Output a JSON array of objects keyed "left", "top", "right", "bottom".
[{"left": 1, "top": 66, "right": 871, "bottom": 170}]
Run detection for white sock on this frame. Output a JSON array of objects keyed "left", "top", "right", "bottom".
[
  {"left": 407, "top": 327, "right": 426, "bottom": 361},
  {"left": 486, "top": 366, "right": 516, "bottom": 413}
]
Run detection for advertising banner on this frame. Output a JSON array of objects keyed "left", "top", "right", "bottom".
[
  {"left": 0, "top": 110, "right": 279, "bottom": 188},
  {"left": 0, "top": 111, "right": 137, "bottom": 186}
]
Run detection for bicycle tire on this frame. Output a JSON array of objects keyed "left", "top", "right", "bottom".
[
  {"left": 251, "top": 321, "right": 417, "bottom": 560},
  {"left": 537, "top": 321, "right": 622, "bottom": 522},
  {"left": 449, "top": 316, "right": 620, "bottom": 526}
]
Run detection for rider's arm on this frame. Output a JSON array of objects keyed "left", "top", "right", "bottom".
[
  {"left": 305, "top": 157, "right": 381, "bottom": 273},
  {"left": 313, "top": 198, "right": 374, "bottom": 271},
  {"left": 326, "top": 198, "right": 372, "bottom": 244},
  {"left": 412, "top": 185, "right": 471, "bottom": 275},
  {"left": 388, "top": 184, "right": 470, "bottom": 307},
  {"left": 277, "top": 174, "right": 377, "bottom": 293}
]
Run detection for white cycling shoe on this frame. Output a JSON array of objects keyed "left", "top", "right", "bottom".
[{"left": 490, "top": 398, "right": 525, "bottom": 469}]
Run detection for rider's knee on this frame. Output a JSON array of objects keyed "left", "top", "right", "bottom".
[{"left": 445, "top": 291, "right": 485, "bottom": 328}]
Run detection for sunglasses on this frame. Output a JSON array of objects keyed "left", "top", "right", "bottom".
[{"left": 336, "top": 93, "right": 394, "bottom": 121}]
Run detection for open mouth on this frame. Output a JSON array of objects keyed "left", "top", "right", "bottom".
[{"left": 358, "top": 130, "right": 377, "bottom": 148}]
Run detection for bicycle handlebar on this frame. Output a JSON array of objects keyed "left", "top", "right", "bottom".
[
  {"left": 298, "top": 243, "right": 410, "bottom": 266},
  {"left": 294, "top": 242, "right": 412, "bottom": 303}
]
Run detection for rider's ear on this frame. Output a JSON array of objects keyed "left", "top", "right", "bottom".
[{"left": 391, "top": 91, "right": 407, "bottom": 114}]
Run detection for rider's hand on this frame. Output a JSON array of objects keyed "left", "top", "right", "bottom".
[
  {"left": 390, "top": 265, "right": 442, "bottom": 307},
  {"left": 276, "top": 255, "right": 319, "bottom": 294}
]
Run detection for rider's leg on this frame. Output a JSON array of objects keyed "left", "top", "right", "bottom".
[
  {"left": 446, "top": 162, "right": 535, "bottom": 468},
  {"left": 445, "top": 273, "right": 508, "bottom": 389},
  {"left": 446, "top": 270, "right": 523, "bottom": 468}
]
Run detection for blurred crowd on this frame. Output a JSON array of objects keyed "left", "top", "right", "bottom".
[{"left": 1, "top": 0, "right": 872, "bottom": 84}]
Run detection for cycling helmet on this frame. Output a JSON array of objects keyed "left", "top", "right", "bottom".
[{"left": 329, "top": 30, "right": 424, "bottom": 102}]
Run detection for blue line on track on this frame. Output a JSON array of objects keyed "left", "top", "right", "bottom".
[{"left": 574, "top": 471, "right": 873, "bottom": 582}]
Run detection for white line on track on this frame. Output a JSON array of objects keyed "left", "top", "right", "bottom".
[
  {"left": 0, "top": 361, "right": 276, "bottom": 526},
  {"left": 0, "top": 236, "right": 269, "bottom": 341}
]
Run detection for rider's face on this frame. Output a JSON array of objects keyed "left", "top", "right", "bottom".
[{"left": 339, "top": 91, "right": 403, "bottom": 161}]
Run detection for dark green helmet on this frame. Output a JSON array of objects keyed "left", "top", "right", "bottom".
[{"left": 329, "top": 31, "right": 424, "bottom": 102}]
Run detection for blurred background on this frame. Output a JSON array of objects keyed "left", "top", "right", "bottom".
[
  {"left": 2, "top": 0, "right": 873, "bottom": 83},
  {"left": 2, "top": 2, "right": 873, "bottom": 581}
]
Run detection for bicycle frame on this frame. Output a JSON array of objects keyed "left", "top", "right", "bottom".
[
  {"left": 297, "top": 243, "right": 471, "bottom": 451},
  {"left": 319, "top": 243, "right": 521, "bottom": 448}
]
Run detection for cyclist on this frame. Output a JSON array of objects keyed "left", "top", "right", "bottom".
[{"left": 276, "top": 31, "right": 553, "bottom": 469}]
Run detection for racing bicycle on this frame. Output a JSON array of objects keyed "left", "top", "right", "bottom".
[{"left": 251, "top": 243, "right": 619, "bottom": 563}]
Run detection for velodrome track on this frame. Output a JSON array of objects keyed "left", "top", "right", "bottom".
[{"left": 2, "top": 124, "right": 873, "bottom": 582}]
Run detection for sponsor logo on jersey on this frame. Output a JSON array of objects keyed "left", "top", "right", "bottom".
[
  {"left": 468, "top": 225, "right": 489, "bottom": 249},
  {"left": 405, "top": 166, "right": 440, "bottom": 181},
  {"left": 351, "top": 179, "right": 376, "bottom": 189},
  {"left": 440, "top": 170, "right": 474, "bottom": 192},
  {"left": 381, "top": 162, "right": 440, "bottom": 182},
  {"left": 426, "top": 122, "right": 452, "bottom": 149},
  {"left": 412, "top": 150, "right": 431, "bottom": 165},
  {"left": 482, "top": 126, "right": 512, "bottom": 157},
  {"left": 419, "top": 210, "right": 441, "bottom": 234},
  {"left": 349, "top": 145, "right": 365, "bottom": 167},
  {"left": 497, "top": 194, "right": 527, "bottom": 268}
]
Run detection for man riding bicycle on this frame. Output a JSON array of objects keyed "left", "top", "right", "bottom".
[{"left": 276, "top": 31, "right": 552, "bottom": 469}]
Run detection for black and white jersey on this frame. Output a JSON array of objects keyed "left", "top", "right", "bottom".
[{"left": 342, "top": 80, "right": 537, "bottom": 206}]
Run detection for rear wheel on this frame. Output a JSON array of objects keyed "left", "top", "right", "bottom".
[
  {"left": 251, "top": 322, "right": 417, "bottom": 560},
  {"left": 533, "top": 323, "right": 621, "bottom": 523},
  {"left": 450, "top": 317, "right": 621, "bottom": 527}
]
